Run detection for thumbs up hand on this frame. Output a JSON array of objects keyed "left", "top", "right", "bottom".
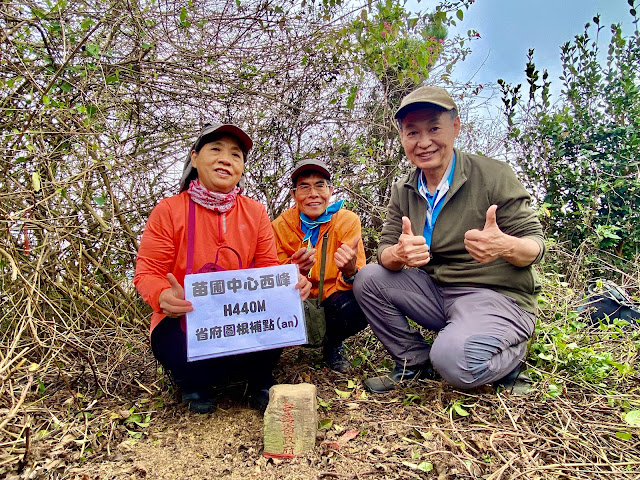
[
  {"left": 335, "top": 236, "right": 361, "bottom": 278},
  {"left": 158, "top": 273, "right": 194, "bottom": 316},
  {"left": 392, "top": 216, "right": 432, "bottom": 267},
  {"left": 464, "top": 205, "right": 507, "bottom": 263},
  {"left": 402, "top": 216, "right": 414, "bottom": 236}
]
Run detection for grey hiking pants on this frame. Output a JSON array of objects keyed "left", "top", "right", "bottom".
[{"left": 353, "top": 264, "right": 536, "bottom": 389}]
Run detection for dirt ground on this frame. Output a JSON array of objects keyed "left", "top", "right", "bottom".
[
  {"left": 3, "top": 336, "right": 640, "bottom": 480},
  {"left": 73, "top": 346, "right": 504, "bottom": 480}
]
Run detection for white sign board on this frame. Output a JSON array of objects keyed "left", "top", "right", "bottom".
[{"left": 184, "top": 264, "right": 307, "bottom": 362}]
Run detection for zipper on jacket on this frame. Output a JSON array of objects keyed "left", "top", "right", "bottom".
[
  {"left": 222, "top": 213, "right": 227, "bottom": 234},
  {"left": 217, "top": 213, "right": 227, "bottom": 242}
]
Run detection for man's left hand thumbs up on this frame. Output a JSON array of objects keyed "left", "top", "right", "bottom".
[
  {"left": 483, "top": 204, "right": 498, "bottom": 229},
  {"left": 464, "top": 204, "right": 507, "bottom": 263},
  {"left": 335, "top": 236, "right": 361, "bottom": 278}
]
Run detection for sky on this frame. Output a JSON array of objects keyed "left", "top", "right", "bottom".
[{"left": 412, "top": 0, "right": 637, "bottom": 99}]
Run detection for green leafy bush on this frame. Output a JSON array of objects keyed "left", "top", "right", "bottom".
[{"left": 500, "top": 2, "right": 640, "bottom": 271}]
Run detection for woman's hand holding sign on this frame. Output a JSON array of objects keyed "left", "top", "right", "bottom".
[
  {"left": 159, "top": 273, "right": 193, "bottom": 317},
  {"left": 295, "top": 273, "right": 311, "bottom": 301}
]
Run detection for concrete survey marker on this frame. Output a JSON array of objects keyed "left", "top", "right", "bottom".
[{"left": 263, "top": 383, "right": 317, "bottom": 458}]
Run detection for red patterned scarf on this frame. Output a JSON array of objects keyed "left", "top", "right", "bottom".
[{"left": 187, "top": 179, "right": 239, "bottom": 213}]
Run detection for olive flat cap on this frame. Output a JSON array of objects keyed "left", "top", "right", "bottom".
[{"left": 395, "top": 86, "right": 458, "bottom": 119}]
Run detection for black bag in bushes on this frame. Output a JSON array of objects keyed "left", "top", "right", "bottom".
[{"left": 577, "top": 279, "right": 640, "bottom": 328}]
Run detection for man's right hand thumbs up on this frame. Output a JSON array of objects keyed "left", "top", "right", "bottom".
[
  {"left": 402, "top": 216, "right": 414, "bottom": 236},
  {"left": 392, "top": 216, "right": 431, "bottom": 268}
]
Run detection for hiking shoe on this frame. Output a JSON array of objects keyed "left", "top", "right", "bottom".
[
  {"left": 248, "top": 388, "right": 271, "bottom": 413},
  {"left": 493, "top": 364, "right": 533, "bottom": 395},
  {"left": 492, "top": 364, "right": 522, "bottom": 390},
  {"left": 181, "top": 390, "right": 217, "bottom": 414},
  {"left": 247, "top": 375, "right": 275, "bottom": 414},
  {"left": 364, "top": 362, "right": 438, "bottom": 394},
  {"left": 323, "top": 343, "right": 351, "bottom": 373}
]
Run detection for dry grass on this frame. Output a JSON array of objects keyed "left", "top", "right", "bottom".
[{"left": 1, "top": 267, "right": 639, "bottom": 479}]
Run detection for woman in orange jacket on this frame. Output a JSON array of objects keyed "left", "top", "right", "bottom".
[{"left": 135, "top": 123, "right": 310, "bottom": 413}]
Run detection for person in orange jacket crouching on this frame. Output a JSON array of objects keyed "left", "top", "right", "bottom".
[
  {"left": 134, "top": 123, "right": 310, "bottom": 413},
  {"left": 271, "top": 159, "right": 367, "bottom": 373}
]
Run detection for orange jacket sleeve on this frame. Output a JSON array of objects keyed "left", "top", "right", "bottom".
[{"left": 133, "top": 199, "right": 175, "bottom": 314}]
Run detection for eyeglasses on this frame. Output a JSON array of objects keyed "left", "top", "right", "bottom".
[{"left": 293, "top": 181, "right": 332, "bottom": 195}]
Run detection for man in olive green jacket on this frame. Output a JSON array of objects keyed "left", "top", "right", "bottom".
[{"left": 353, "top": 86, "right": 545, "bottom": 392}]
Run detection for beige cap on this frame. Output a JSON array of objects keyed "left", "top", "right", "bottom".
[{"left": 395, "top": 86, "right": 458, "bottom": 119}]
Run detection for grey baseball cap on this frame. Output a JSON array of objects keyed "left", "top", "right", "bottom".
[
  {"left": 290, "top": 159, "right": 331, "bottom": 182},
  {"left": 179, "top": 123, "right": 253, "bottom": 191},
  {"left": 395, "top": 86, "right": 458, "bottom": 119}
]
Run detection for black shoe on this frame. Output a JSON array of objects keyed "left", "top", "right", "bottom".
[
  {"left": 492, "top": 364, "right": 522, "bottom": 390},
  {"left": 247, "top": 374, "right": 275, "bottom": 413},
  {"left": 248, "top": 387, "right": 271, "bottom": 413},
  {"left": 323, "top": 343, "right": 351, "bottom": 373},
  {"left": 181, "top": 390, "right": 217, "bottom": 414},
  {"left": 364, "top": 362, "right": 438, "bottom": 394}
]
